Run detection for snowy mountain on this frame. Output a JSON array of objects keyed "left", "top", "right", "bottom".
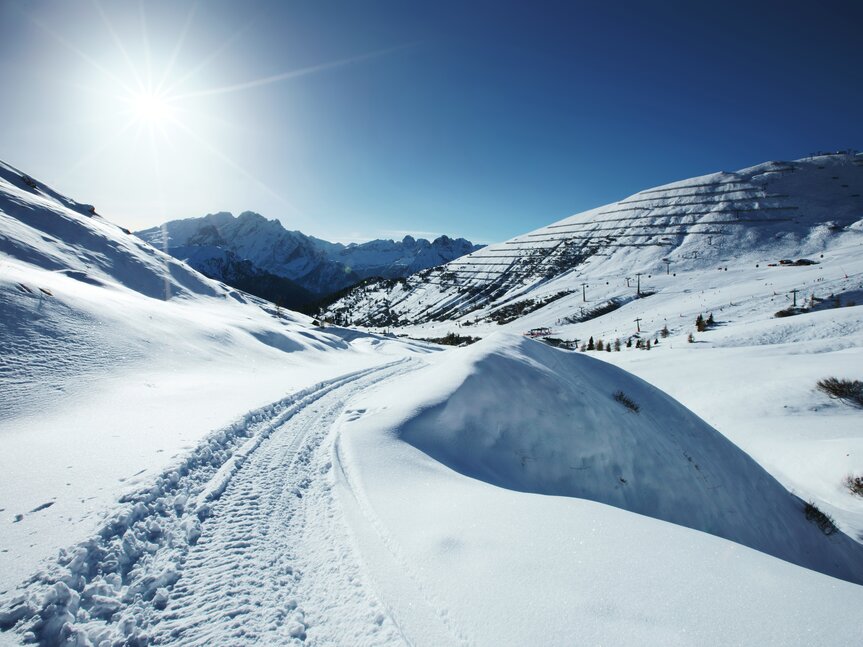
[
  {"left": 326, "top": 153, "right": 863, "bottom": 327},
  {"left": 3, "top": 156, "right": 863, "bottom": 646},
  {"left": 136, "top": 212, "right": 482, "bottom": 301}
]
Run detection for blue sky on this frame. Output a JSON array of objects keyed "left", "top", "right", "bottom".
[{"left": 0, "top": 0, "right": 860, "bottom": 243}]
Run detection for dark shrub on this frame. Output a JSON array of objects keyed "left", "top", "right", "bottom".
[
  {"left": 613, "top": 391, "right": 640, "bottom": 413},
  {"left": 816, "top": 378, "right": 863, "bottom": 408},
  {"left": 804, "top": 502, "right": 838, "bottom": 535}
]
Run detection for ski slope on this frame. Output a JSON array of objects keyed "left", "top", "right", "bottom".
[{"left": 326, "top": 153, "right": 863, "bottom": 328}]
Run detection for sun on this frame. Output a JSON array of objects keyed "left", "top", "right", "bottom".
[{"left": 129, "top": 90, "right": 174, "bottom": 125}]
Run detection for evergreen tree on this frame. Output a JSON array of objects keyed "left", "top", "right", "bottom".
[{"left": 587, "top": 336, "right": 595, "bottom": 350}]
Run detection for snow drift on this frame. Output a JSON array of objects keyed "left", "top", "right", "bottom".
[{"left": 343, "top": 334, "right": 863, "bottom": 584}]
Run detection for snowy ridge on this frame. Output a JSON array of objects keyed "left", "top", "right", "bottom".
[
  {"left": 136, "top": 212, "right": 483, "bottom": 297},
  {"left": 0, "top": 359, "right": 411, "bottom": 645},
  {"left": 327, "top": 153, "right": 863, "bottom": 326}
]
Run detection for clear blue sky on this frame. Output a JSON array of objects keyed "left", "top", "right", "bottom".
[{"left": 0, "top": 0, "right": 860, "bottom": 243}]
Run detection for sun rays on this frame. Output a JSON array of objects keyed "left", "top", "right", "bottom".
[{"left": 17, "top": 0, "right": 408, "bottom": 221}]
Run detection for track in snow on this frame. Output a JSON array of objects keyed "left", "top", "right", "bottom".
[
  {"left": 150, "top": 360, "right": 416, "bottom": 646},
  {"left": 0, "top": 359, "right": 418, "bottom": 646}
]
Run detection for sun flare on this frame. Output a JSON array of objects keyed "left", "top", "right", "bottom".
[{"left": 129, "top": 90, "right": 173, "bottom": 125}]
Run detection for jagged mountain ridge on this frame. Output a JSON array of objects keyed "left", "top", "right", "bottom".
[
  {"left": 325, "top": 153, "right": 863, "bottom": 327},
  {"left": 136, "top": 211, "right": 483, "bottom": 300}
]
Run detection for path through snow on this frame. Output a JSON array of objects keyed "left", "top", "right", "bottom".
[{"left": 1, "top": 360, "right": 419, "bottom": 646}]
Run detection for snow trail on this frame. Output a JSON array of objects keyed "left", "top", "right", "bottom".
[
  {"left": 151, "top": 359, "right": 417, "bottom": 646},
  {"left": 1, "top": 359, "right": 418, "bottom": 646}
]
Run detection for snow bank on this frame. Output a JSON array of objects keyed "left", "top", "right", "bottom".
[
  {"left": 334, "top": 334, "right": 863, "bottom": 645},
  {"left": 341, "top": 334, "right": 863, "bottom": 583}
]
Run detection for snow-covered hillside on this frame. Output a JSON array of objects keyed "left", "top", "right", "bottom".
[
  {"left": 0, "top": 160, "right": 430, "bottom": 611},
  {"left": 3, "top": 155, "right": 863, "bottom": 646},
  {"left": 327, "top": 153, "right": 863, "bottom": 327},
  {"left": 136, "top": 212, "right": 482, "bottom": 298}
]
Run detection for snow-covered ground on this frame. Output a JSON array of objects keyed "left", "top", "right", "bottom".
[
  {"left": 3, "top": 155, "right": 863, "bottom": 645},
  {"left": 334, "top": 336, "right": 863, "bottom": 645},
  {"left": 0, "top": 160, "right": 433, "bottom": 642}
]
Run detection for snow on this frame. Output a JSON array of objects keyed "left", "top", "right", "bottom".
[
  {"left": 333, "top": 335, "right": 863, "bottom": 645},
  {"left": 0, "top": 160, "right": 432, "bottom": 607},
  {"left": 3, "top": 154, "right": 863, "bottom": 645}
]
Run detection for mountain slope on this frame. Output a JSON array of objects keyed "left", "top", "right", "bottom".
[
  {"left": 326, "top": 153, "right": 863, "bottom": 327},
  {"left": 0, "top": 159, "right": 427, "bottom": 597},
  {"left": 136, "top": 212, "right": 483, "bottom": 298}
]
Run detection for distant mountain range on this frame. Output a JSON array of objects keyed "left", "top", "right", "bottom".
[{"left": 136, "top": 212, "right": 482, "bottom": 308}]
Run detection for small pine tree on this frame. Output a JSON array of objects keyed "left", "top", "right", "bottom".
[
  {"left": 596, "top": 339, "right": 604, "bottom": 351},
  {"left": 614, "top": 338, "right": 621, "bottom": 352},
  {"left": 606, "top": 344, "right": 611, "bottom": 352},
  {"left": 695, "top": 314, "right": 707, "bottom": 332},
  {"left": 660, "top": 325, "right": 669, "bottom": 338},
  {"left": 587, "top": 336, "right": 595, "bottom": 351},
  {"left": 707, "top": 313, "right": 715, "bottom": 326},
  {"left": 626, "top": 338, "right": 632, "bottom": 348}
]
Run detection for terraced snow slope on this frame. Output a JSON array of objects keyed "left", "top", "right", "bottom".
[{"left": 327, "top": 153, "right": 863, "bottom": 327}]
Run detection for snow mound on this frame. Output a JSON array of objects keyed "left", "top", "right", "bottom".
[{"left": 367, "top": 334, "right": 863, "bottom": 583}]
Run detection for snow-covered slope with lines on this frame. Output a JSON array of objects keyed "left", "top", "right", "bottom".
[{"left": 327, "top": 153, "right": 863, "bottom": 327}]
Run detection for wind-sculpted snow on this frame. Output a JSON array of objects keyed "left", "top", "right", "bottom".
[{"left": 342, "top": 334, "right": 863, "bottom": 585}]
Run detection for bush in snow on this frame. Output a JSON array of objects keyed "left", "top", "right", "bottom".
[
  {"left": 804, "top": 502, "right": 838, "bottom": 535},
  {"left": 816, "top": 378, "right": 863, "bottom": 408},
  {"left": 613, "top": 391, "right": 640, "bottom": 413},
  {"left": 660, "top": 325, "right": 670, "bottom": 338},
  {"left": 844, "top": 475, "right": 863, "bottom": 497}
]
